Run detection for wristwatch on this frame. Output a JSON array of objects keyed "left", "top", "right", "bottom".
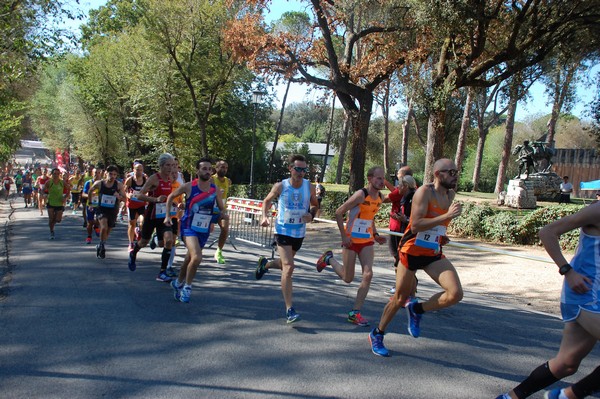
[{"left": 558, "top": 264, "right": 572, "bottom": 275}]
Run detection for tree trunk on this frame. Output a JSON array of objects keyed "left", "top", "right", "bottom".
[
  {"left": 494, "top": 79, "right": 520, "bottom": 194},
  {"left": 455, "top": 88, "right": 472, "bottom": 174},
  {"left": 382, "top": 79, "right": 390, "bottom": 175},
  {"left": 424, "top": 107, "right": 446, "bottom": 184},
  {"left": 471, "top": 126, "right": 488, "bottom": 191},
  {"left": 321, "top": 95, "right": 335, "bottom": 182},
  {"left": 348, "top": 95, "right": 373, "bottom": 191},
  {"left": 268, "top": 79, "right": 291, "bottom": 182},
  {"left": 335, "top": 111, "right": 350, "bottom": 184},
  {"left": 401, "top": 99, "right": 413, "bottom": 166},
  {"left": 546, "top": 64, "right": 575, "bottom": 147}
]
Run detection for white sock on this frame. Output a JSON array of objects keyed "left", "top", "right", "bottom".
[
  {"left": 558, "top": 390, "right": 569, "bottom": 399},
  {"left": 184, "top": 284, "right": 192, "bottom": 290},
  {"left": 168, "top": 246, "right": 176, "bottom": 268}
]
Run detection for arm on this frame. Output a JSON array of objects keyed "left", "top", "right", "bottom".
[
  {"left": 306, "top": 183, "right": 319, "bottom": 222},
  {"left": 164, "top": 182, "right": 190, "bottom": 226},
  {"left": 215, "top": 187, "right": 228, "bottom": 220},
  {"left": 383, "top": 178, "right": 395, "bottom": 191},
  {"left": 136, "top": 175, "right": 162, "bottom": 203},
  {"left": 260, "top": 183, "right": 282, "bottom": 227},
  {"left": 539, "top": 204, "right": 598, "bottom": 293},
  {"left": 335, "top": 190, "right": 366, "bottom": 247}
]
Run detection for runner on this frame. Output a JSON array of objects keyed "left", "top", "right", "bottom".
[
  {"left": 69, "top": 169, "right": 84, "bottom": 214},
  {"left": 44, "top": 168, "right": 68, "bottom": 239},
  {"left": 3, "top": 173, "right": 13, "bottom": 200},
  {"left": 124, "top": 161, "right": 147, "bottom": 252},
  {"left": 88, "top": 165, "right": 127, "bottom": 259},
  {"left": 128, "top": 153, "right": 177, "bottom": 282},
  {"left": 14, "top": 170, "right": 23, "bottom": 196},
  {"left": 254, "top": 154, "right": 319, "bottom": 323},
  {"left": 31, "top": 167, "right": 40, "bottom": 208},
  {"left": 369, "top": 158, "right": 463, "bottom": 357},
  {"left": 22, "top": 171, "right": 33, "bottom": 207},
  {"left": 81, "top": 167, "right": 103, "bottom": 245},
  {"left": 316, "top": 166, "right": 387, "bottom": 326},
  {"left": 165, "top": 166, "right": 184, "bottom": 277},
  {"left": 212, "top": 160, "right": 232, "bottom": 264},
  {"left": 166, "top": 158, "right": 227, "bottom": 303},
  {"left": 35, "top": 169, "right": 50, "bottom": 216}
]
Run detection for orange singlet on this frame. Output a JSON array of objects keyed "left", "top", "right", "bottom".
[
  {"left": 399, "top": 184, "right": 451, "bottom": 257},
  {"left": 345, "top": 188, "right": 383, "bottom": 245}
]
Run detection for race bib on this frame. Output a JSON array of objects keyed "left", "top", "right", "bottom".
[
  {"left": 415, "top": 225, "right": 447, "bottom": 252},
  {"left": 155, "top": 202, "right": 167, "bottom": 218},
  {"left": 130, "top": 190, "right": 142, "bottom": 202},
  {"left": 23, "top": 183, "right": 30, "bottom": 188},
  {"left": 100, "top": 194, "right": 117, "bottom": 208},
  {"left": 350, "top": 218, "right": 371, "bottom": 239},
  {"left": 191, "top": 211, "right": 212, "bottom": 233},
  {"left": 283, "top": 209, "right": 305, "bottom": 226},
  {"left": 90, "top": 194, "right": 99, "bottom": 207}
]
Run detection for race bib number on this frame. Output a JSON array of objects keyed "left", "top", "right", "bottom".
[
  {"left": 90, "top": 194, "right": 99, "bottom": 207},
  {"left": 415, "top": 225, "right": 447, "bottom": 252},
  {"left": 100, "top": 194, "right": 117, "bottom": 208},
  {"left": 23, "top": 183, "right": 30, "bottom": 188},
  {"left": 191, "top": 211, "right": 212, "bottom": 233},
  {"left": 155, "top": 202, "right": 167, "bottom": 218},
  {"left": 130, "top": 190, "right": 142, "bottom": 202},
  {"left": 283, "top": 209, "right": 305, "bottom": 226},
  {"left": 350, "top": 218, "right": 371, "bottom": 239}
]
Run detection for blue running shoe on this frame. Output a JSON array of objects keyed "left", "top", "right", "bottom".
[
  {"left": 180, "top": 285, "right": 191, "bottom": 303},
  {"left": 369, "top": 329, "right": 389, "bottom": 357},
  {"left": 156, "top": 271, "right": 172, "bottom": 283},
  {"left": 286, "top": 307, "right": 301, "bottom": 323},
  {"left": 255, "top": 256, "right": 268, "bottom": 280},
  {"left": 406, "top": 301, "right": 422, "bottom": 338},
  {"left": 495, "top": 395, "right": 512, "bottom": 399},
  {"left": 171, "top": 279, "right": 183, "bottom": 301},
  {"left": 543, "top": 389, "right": 562, "bottom": 399},
  {"left": 128, "top": 250, "right": 136, "bottom": 271}
]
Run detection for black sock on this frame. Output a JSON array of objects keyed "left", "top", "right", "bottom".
[
  {"left": 413, "top": 302, "right": 425, "bottom": 314},
  {"left": 374, "top": 328, "right": 384, "bottom": 335},
  {"left": 513, "top": 362, "right": 558, "bottom": 398},
  {"left": 133, "top": 242, "right": 141, "bottom": 254},
  {"left": 572, "top": 365, "right": 600, "bottom": 398},
  {"left": 161, "top": 248, "right": 172, "bottom": 269}
]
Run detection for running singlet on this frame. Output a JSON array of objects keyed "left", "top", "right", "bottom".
[
  {"left": 180, "top": 180, "right": 217, "bottom": 234},
  {"left": 145, "top": 173, "right": 172, "bottom": 219},
  {"left": 212, "top": 175, "right": 231, "bottom": 200},
  {"left": 45, "top": 179, "right": 65, "bottom": 207},
  {"left": 561, "top": 229, "right": 600, "bottom": 314},
  {"left": 345, "top": 188, "right": 382, "bottom": 244},
  {"left": 70, "top": 176, "right": 83, "bottom": 193},
  {"left": 275, "top": 178, "right": 311, "bottom": 239},
  {"left": 98, "top": 181, "right": 119, "bottom": 209},
  {"left": 399, "top": 184, "right": 451, "bottom": 256},
  {"left": 22, "top": 176, "right": 33, "bottom": 193},
  {"left": 83, "top": 180, "right": 99, "bottom": 207},
  {"left": 126, "top": 175, "right": 147, "bottom": 209},
  {"left": 36, "top": 176, "right": 49, "bottom": 192}
]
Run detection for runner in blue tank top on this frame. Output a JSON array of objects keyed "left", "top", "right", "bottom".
[
  {"left": 496, "top": 202, "right": 600, "bottom": 399},
  {"left": 164, "top": 157, "right": 227, "bottom": 304},
  {"left": 254, "top": 154, "right": 319, "bottom": 324}
]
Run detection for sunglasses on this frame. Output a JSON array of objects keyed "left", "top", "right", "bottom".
[
  {"left": 439, "top": 169, "right": 459, "bottom": 177},
  {"left": 292, "top": 166, "right": 309, "bottom": 173}
]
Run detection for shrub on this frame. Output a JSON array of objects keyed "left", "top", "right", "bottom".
[
  {"left": 481, "top": 211, "right": 521, "bottom": 244},
  {"left": 447, "top": 202, "right": 496, "bottom": 238}
]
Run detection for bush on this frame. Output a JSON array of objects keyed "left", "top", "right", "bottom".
[
  {"left": 516, "top": 204, "right": 583, "bottom": 247},
  {"left": 447, "top": 202, "right": 496, "bottom": 238},
  {"left": 481, "top": 211, "right": 521, "bottom": 243}
]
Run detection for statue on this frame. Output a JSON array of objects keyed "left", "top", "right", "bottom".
[
  {"left": 530, "top": 140, "right": 555, "bottom": 173},
  {"left": 512, "top": 140, "right": 536, "bottom": 178}
]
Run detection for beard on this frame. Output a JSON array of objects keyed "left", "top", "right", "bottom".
[
  {"left": 440, "top": 180, "right": 456, "bottom": 190},
  {"left": 217, "top": 171, "right": 226, "bottom": 178}
]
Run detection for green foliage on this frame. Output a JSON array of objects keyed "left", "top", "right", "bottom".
[
  {"left": 516, "top": 205, "right": 582, "bottom": 246},
  {"left": 447, "top": 202, "right": 496, "bottom": 238}
]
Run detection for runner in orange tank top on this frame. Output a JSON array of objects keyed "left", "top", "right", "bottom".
[
  {"left": 369, "top": 158, "right": 463, "bottom": 357},
  {"left": 316, "top": 166, "right": 387, "bottom": 327}
]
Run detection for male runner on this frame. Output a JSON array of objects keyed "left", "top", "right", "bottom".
[
  {"left": 316, "top": 166, "right": 387, "bottom": 326},
  {"left": 369, "top": 158, "right": 463, "bottom": 357},
  {"left": 81, "top": 167, "right": 103, "bottom": 244},
  {"left": 254, "top": 154, "right": 319, "bottom": 323},
  {"left": 212, "top": 160, "right": 232, "bottom": 264},
  {"left": 44, "top": 168, "right": 68, "bottom": 239},
  {"left": 124, "top": 161, "right": 147, "bottom": 251}
]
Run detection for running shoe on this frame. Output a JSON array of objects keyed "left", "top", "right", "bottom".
[
  {"left": 128, "top": 250, "right": 137, "bottom": 271},
  {"left": 149, "top": 234, "right": 157, "bottom": 250},
  {"left": 255, "top": 256, "right": 268, "bottom": 280},
  {"left": 348, "top": 311, "right": 370, "bottom": 327},
  {"left": 85, "top": 237, "right": 92, "bottom": 244},
  {"left": 406, "top": 301, "right": 422, "bottom": 338},
  {"left": 165, "top": 267, "right": 178, "bottom": 278},
  {"left": 369, "top": 329, "right": 389, "bottom": 357},
  {"left": 94, "top": 227, "right": 100, "bottom": 237},
  {"left": 179, "top": 285, "right": 191, "bottom": 303},
  {"left": 388, "top": 287, "right": 396, "bottom": 294},
  {"left": 156, "top": 271, "right": 172, "bottom": 283},
  {"left": 134, "top": 227, "right": 141, "bottom": 242},
  {"left": 171, "top": 279, "right": 183, "bottom": 301},
  {"left": 214, "top": 248, "right": 225, "bottom": 264},
  {"left": 98, "top": 243, "right": 106, "bottom": 259},
  {"left": 495, "top": 395, "right": 511, "bottom": 399},
  {"left": 316, "top": 249, "right": 333, "bottom": 272},
  {"left": 49, "top": 231, "right": 55, "bottom": 240},
  {"left": 286, "top": 307, "right": 301, "bottom": 323},
  {"left": 543, "top": 389, "right": 562, "bottom": 399},
  {"left": 72, "top": 210, "right": 76, "bottom": 215}
]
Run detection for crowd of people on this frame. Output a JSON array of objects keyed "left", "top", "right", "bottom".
[{"left": 1, "top": 153, "right": 598, "bottom": 398}]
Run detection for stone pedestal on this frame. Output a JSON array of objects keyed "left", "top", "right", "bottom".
[
  {"left": 525, "top": 172, "right": 562, "bottom": 201},
  {"left": 505, "top": 179, "right": 536, "bottom": 209}
]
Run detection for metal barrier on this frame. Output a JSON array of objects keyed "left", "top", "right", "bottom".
[{"left": 224, "top": 197, "right": 277, "bottom": 258}]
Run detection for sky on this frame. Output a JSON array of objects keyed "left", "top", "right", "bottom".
[{"left": 67, "top": 0, "right": 598, "bottom": 123}]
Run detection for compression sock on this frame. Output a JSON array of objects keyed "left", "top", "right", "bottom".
[
  {"left": 161, "top": 248, "right": 172, "bottom": 269},
  {"left": 168, "top": 246, "right": 176, "bottom": 268},
  {"left": 133, "top": 242, "right": 141, "bottom": 254},
  {"left": 412, "top": 302, "right": 425, "bottom": 314},
  {"left": 571, "top": 365, "right": 600, "bottom": 398},
  {"left": 513, "top": 362, "right": 559, "bottom": 398}
]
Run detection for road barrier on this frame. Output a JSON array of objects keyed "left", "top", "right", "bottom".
[{"left": 222, "top": 197, "right": 277, "bottom": 258}]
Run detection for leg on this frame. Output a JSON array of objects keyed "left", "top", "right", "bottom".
[
  {"left": 421, "top": 258, "right": 463, "bottom": 312},
  {"left": 329, "top": 248, "right": 357, "bottom": 283},
  {"left": 377, "top": 264, "right": 416, "bottom": 332},
  {"left": 181, "top": 236, "right": 202, "bottom": 285},
  {"left": 277, "top": 245, "right": 297, "bottom": 310},
  {"left": 217, "top": 217, "right": 229, "bottom": 250},
  {"left": 352, "top": 245, "right": 374, "bottom": 311},
  {"left": 47, "top": 207, "right": 56, "bottom": 232}
]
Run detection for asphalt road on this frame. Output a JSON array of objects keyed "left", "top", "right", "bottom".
[{"left": 0, "top": 197, "right": 598, "bottom": 399}]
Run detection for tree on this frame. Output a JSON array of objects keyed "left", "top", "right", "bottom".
[{"left": 226, "top": 0, "right": 411, "bottom": 191}]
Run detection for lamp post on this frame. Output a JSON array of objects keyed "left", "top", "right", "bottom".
[{"left": 250, "top": 90, "right": 265, "bottom": 199}]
